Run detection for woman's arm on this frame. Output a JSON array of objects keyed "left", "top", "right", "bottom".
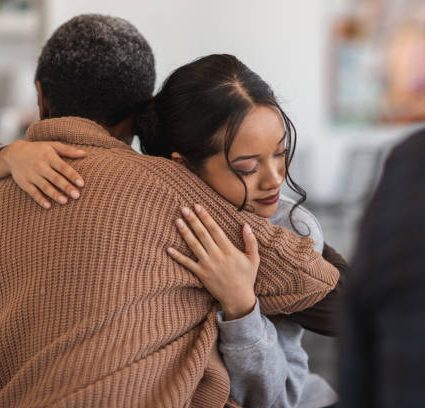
[
  {"left": 0, "top": 143, "right": 8, "bottom": 178},
  {"left": 168, "top": 207, "right": 332, "bottom": 407},
  {"left": 218, "top": 299, "right": 308, "bottom": 408},
  {"left": 0, "top": 140, "right": 87, "bottom": 208},
  {"left": 167, "top": 205, "right": 259, "bottom": 320}
]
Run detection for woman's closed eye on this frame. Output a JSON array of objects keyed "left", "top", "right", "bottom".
[{"left": 232, "top": 160, "right": 258, "bottom": 176}]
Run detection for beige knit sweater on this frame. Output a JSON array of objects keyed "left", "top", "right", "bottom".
[{"left": 0, "top": 118, "right": 339, "bottom": 408}]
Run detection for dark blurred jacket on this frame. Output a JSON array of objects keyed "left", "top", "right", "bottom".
[{"left": 339, "top": 129, "right": 425, "bottom": 408}]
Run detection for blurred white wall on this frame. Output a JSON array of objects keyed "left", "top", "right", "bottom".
[{"left": 44, "top": 0, "right": 336, "bottom": 144}]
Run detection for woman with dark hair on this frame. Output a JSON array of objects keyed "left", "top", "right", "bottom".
[
  {"left": 1, "top": 54, "right": 340, "bottom": 407},
  {"left": 138, "top": 53, "right": 337, "bottom": 408}
]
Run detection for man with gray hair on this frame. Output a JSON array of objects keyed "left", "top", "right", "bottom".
[
  {"left": 0, "top": 14, "right": 340, "bottom": 407},
  {"left": 34, "top": 14, "right": 155, "bottom": 142}
]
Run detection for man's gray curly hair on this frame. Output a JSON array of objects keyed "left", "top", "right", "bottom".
[{"left": 35, "top": 14, "right": 155, "bottom": 128}]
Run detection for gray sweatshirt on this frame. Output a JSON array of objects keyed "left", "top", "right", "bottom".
[{"left": 217, "top": 196, "right": 337, "bottom": 408}]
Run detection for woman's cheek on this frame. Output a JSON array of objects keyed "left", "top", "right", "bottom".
[{"left": 222, "top": 179, "right": 247, "bottom": 207}]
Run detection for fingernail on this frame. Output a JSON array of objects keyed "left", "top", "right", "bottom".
[
  {"left": 58, "top": 196, "right": 67, "bottom": 204},
  {"left": 176, "top": 219, "right": 185, "bottom": 228},
  {"left": 78, "top": 150, "right": 86, "bottom": 154},
  {"left": 75, "top": 179, "right": 84, "bottom": 187},
  {"left": 70, "top": 190, "right": 80, "bottom": 199},
  {"left": 245, "top": 224, "right": 253, "bottom": 234},
  {"left": 181, "top": 207, "right": 190, "bottom": 217},
  {"left": 43, "top": 201, "right": 51, "bottom": 209},
  {"left": 167, "top": 247, "right": 175, "bottom": 254},
  {"left": 194, "top": 204, "right": 202, "bottom": 213}
]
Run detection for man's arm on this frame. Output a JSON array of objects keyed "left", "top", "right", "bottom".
[
  {"left": 286, "top": 243, "right": 348, "bottom": 336},
  {"left": 6, "top": 127, "right": 340, "bottom": 319},
  {"left": 5, "top": 134, "right": 339, "bottom": 319},
  {"left": 162, "top": 184, "right": 340, "bottom": 315},
  {"left": 270, "top": 199, "right": 347, "bottom": 336}
]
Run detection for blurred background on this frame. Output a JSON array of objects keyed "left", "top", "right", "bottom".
[{"left": 1, "top": 0, "right": 424, "bottom": 389}]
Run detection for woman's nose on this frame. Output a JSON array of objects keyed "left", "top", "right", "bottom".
[{"left": 260, "top": 163, "right": 284, "bottom": 190}]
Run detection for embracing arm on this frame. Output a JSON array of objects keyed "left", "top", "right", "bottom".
[
  {"left": 0, "top": 143, "right": 8, "bottom": 177},
  {"left": 166, "top": 200, "right": 339, "bottom": 316},
  {"left": 0, "top": 139, "right": 86, "bottom": 208},
  {"left": 169, "top": 213, "right": 337, "bottom": 406},
  {"left": 7, "top": 135, "right": 339, "bottom": 315},
  {"left": 286, "top": 243, "right": 348, "bottom": 336}
]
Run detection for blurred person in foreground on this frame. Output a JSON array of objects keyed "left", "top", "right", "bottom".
[{"left": 339, "top": 130, "right": 425, "bottom": 407}]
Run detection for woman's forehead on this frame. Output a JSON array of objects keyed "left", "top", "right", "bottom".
[{"left": 231, "top": 106, "right": 286, "bottom": 151}]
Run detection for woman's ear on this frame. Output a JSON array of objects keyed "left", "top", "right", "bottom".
[
  {"left": 171, "top": 152, "right": 187, "bottom": 167},
  {"left": 35, "top": 80, "right": 50, "bottom": 120}
]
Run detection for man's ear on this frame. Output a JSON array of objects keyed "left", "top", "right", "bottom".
[
  {"left": 171, "top": 152, "right": 187, "bottom": 167},
  {"left": 35, "top": 80, "right": 49, "bottom": 120}
]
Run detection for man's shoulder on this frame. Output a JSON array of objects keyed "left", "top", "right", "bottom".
[
  {"left": 82, "top": 148, "right": 180, "bottom": 184},
  {"left": 76, "top": 148, "right": 208, "bottom": 208}
]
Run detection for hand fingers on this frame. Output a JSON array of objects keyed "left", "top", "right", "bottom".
[
  {"left": 167, "top": 247, "right": 201, "bottom": 276},
  {"left": 175, "top": 218, "right": 209, "bottom": 262},
  {"left": 40, "top": 163, "right": 81, "bottom": 200},
  {"left": 50, "top": 149, "right": 85, "bottom": 188},
  {"left": 50, "top": 155, "right": 84, "bottom": 192},
  {"left": 32, "top": 175, "right": 69, "bottom": 205},
  {"left": 181, "top": 207, "right": 218, "bottom": 254},
  {"left": 51, "top": 142, "right": 87, "bottom": 159},
  {"left": 242, "top": 224, "right": 259, "bottom": 265},
  {"left": 18, "top": 181, "right": 51, "bottom": 209},
  {"left": 193, "top": 204, "right": 232, "bottom": 249}
]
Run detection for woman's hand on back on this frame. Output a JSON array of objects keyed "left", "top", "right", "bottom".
[
  {"left": 167, "top": 204, "right": 259, "bottom": 320},
  {"left": 0, "top": 140, "right": 86, "bottom": 209}
]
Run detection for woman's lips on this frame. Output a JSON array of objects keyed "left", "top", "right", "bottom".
[{"left": 255, "top": 193, "right": 280, "bottom": 205}]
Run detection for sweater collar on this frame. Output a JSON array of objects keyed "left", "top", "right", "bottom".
[{"left": 26, "top": 117, "right": 133, "bottom": 151}]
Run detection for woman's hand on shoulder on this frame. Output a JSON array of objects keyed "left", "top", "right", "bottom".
[
  {"left": 167, "top": 204, "right": 259, "bottom": 320},
  {"left": 1, "top": 140, "right": 86, "bottom": 209}
]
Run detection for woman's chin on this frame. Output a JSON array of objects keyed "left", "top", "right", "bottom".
[{"left": 252, "top": 201, "right": 279, "bottom": 218}]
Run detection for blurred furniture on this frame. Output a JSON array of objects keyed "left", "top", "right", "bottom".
[{"left": 305, "top": 144, "right": 387, "bottom": 216}]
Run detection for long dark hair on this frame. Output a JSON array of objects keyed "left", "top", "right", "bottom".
[{"left": 136, "top": 54, "right": 306, "bottom": 231}]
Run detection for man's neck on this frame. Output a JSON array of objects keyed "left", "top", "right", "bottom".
[{"left": 105, "top": 116, "right": 135, "bottom": 146}]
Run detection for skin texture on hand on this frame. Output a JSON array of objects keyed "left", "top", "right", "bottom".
[
  {"left": 0, "top": 140, "right": 87, "bottom": 208},
  {"left": 167, "top": 204, "right": 259, "bottom": 321},
  {"left": 0, "top": 145, "right": 10, "bottom": 179}
]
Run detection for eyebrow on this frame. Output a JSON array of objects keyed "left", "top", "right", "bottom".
[{"left": 230, "top": 136, "right": 285, "bottom": 164}]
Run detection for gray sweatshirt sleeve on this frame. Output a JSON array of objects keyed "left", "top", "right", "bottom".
[{"left": 217, "top": 300, "right": 309, "bottom": 408}]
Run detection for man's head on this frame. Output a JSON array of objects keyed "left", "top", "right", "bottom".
[{"left": 35, "top": 14, "right": 155, "bottom": 141}]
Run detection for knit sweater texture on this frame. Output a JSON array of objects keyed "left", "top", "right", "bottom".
[{"left": 0, "top": 117, "right": 339, "bottom": 407}]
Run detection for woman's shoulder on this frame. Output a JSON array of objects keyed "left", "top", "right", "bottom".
[{"left": 270, "top": 194, "right": 324, "bottom": 253}]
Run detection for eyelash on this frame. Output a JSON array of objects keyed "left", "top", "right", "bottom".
[
  {"left": 236, "top": 168, "right": 257, "bottom": 176},
  {"left": 234, "top": 150, "right": 287, "bottom": 177}
]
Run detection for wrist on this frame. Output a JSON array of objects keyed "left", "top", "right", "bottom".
[
  {"left": 0, "top": 143, "right": 14, "bottom": 177},
  {"left": 0, "top": 140, "right": 23, "bottom": 168},
  {"left": 221, "top": 292, "right": 256, "bottom": 321}
]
